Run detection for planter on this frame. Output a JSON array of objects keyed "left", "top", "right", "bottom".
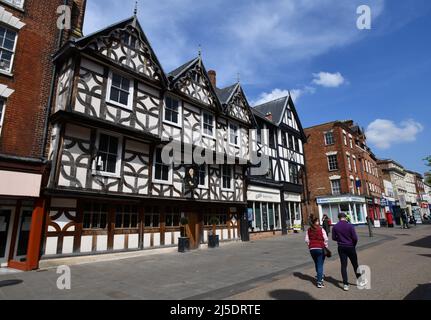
[
  {"left": 178, "top": 237, "right": 190, "bottom": 253},
  {"left": 208, "top": 235, "right": 219, "bottom": 248}
]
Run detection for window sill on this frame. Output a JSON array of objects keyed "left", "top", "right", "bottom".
[
  {"left": 0, "top": 70, "right": 13, "bottom": 78},
  {"left": 92, "top": 171, "right": 121, "bottom": 179},
  {"left": 163, "top": 119, "right": 182, "bottom": 128},
  {"left": 0, "top": 1, "right": 25, "bottom": 12},
  {"left": 221, "top": 188, "right": 234, "bottom": 192},
  {"left": 202, "top": 133, "right": 216, "bottom": 140},
  {"left": 198, "top": 185, "right": 209, "bottom": 190},
  {"left": 106, "top": 100, "right": 133, "bottom": 112},
  {"left": 152, "top": 179, "right": 173, "bottom": 186}
]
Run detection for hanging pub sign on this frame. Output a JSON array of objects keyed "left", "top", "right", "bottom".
[{"left": 184, "top": 165, "right": 199, "bottom": 190}]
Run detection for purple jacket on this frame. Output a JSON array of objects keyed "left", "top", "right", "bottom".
[{"left": 332, "top": 221, "right": 358, "bottom": 247}]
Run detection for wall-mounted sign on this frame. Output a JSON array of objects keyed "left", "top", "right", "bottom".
[{"left": 317, "top": 196, "right": 366, "bottom": 204}]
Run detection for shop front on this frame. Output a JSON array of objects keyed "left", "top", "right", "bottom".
[
  {"left": 284, "top": 192, "right": 302, "bottom": 232},
  {"left": 0, "top": 165, "right": 45, "bottom": 271},
  {"left": 317, "top": 195, "right": 367, "bottom": 225},
  {"left": 41, "top": 197, "right": 243, "bottom": 260},
  {"left": 247, "top": 185, "right": 282, "bottom": 236}
]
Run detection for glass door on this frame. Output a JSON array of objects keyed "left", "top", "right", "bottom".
[
  {"left": 0, "top": 208, "right": 15, "bottom": 266},
  {"left": 14, "top": 208, "right": 33, "bottom": 261}
]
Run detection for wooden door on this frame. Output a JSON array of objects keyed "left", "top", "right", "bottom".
[{"left": 187, "top": 212, "right": 201, "bottom": 249}]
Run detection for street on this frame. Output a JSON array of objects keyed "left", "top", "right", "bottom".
[{"left": 0, "top": 225, "right": 430, "bottom": 300}]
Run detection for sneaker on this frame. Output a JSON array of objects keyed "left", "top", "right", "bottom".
[
  {"left": 317, "top": 282, "right": 324, "bottom": 288},
  {"left": 343, "top": 284, "right": 350, "bottom": 291},
  {"left": 358, "top": 278, "right": 368, "bottom": 287}
]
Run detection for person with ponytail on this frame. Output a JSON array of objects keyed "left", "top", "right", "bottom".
[{"left": 305, "top": 217, "right": 329, "bottom": 288}]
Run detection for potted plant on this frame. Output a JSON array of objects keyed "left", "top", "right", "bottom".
[
  {"left": 208, "top": 216, "right": 220, "bottom": 248},
  {"left": 178, "top": 217, "right": 190, "bottom": 253}
]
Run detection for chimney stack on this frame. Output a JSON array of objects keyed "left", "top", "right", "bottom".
[
  {"left": 265, "top": 112, "right": 273, "bottom": 121},
  {"left": 70, "top": 0, "right": 88, "bottom": 40},
  {"left": 208, "top": 70, "right": 217, "bottom": 88}
]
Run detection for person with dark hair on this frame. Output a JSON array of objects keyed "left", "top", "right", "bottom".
[
  {"left": 322, "top": 214, "right": 331, "bottom": 235},
  {"left": 332, "top": 213, "right": 367, "bottom": 291},
  {"left": 305, "top": 217, "right": 329, "bottom": 288}
]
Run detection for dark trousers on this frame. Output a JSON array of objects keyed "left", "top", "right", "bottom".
[
  {"left": 310, "top": 249, "right": 325, "bottom": 283},
  {"left": 338, "top": 246, "right": 361, "bottom": 285}
]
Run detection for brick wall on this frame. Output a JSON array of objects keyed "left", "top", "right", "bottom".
[{"left": 0, "top": 0, "right": 86, "bottom": 159}]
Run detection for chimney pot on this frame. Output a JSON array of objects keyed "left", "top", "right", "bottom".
[
  {"left": 208, "top": 70, "right": 217, "bottom": 88},
  {"left": 265, "top": 112, "right": 273, "bottom": 121}
]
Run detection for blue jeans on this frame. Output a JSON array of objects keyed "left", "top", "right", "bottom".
[{"left": 310, "top": 249, "right": 326, "bottom": 283}]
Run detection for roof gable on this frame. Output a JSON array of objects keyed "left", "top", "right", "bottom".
[
  {"left": 218, "top": 83, "right": 254, "bottom": 125},
  {"left": 168, "top": 57, "right": 222, "bottom": 111},
  {"left": 72, "top": 16, "right": 167, "bottom": 86}
]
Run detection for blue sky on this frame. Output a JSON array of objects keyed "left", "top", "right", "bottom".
[{"left": 83, "top": 0, "right": 431, "bottom": 175}]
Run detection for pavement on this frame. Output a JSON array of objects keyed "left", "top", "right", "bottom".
[{"left": 0, "top": 225, "right": 430, "bottom": 300}]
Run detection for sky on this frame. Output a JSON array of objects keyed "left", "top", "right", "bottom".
[{"left": 83, "top": 0, "right": 431, "bottom": 175}]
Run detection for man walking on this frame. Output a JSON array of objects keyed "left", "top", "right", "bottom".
[{"left": 332, "top": 213, "right": 367, "bottom": 291}]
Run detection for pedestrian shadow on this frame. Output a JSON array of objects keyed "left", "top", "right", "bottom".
[
  {"left": 418, "top": 254, "right": 431, "bottom": 259},
  {"left": 404, "top": 283, "right": 431, "bottom": 300},
  {"left": 269, "top": 289, "right": 315, "bottom": 300},
  {"left": 293, "top": 272, "right": 356, "bottom": 288},
  {"left": 0, "top": 279, "right": 23, "bottom": 288},
  {"left": 405, "top": 236, "right": 431, "bottom": 249}
]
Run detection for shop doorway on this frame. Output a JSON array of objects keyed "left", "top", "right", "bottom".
[
  {"left": 13, "top": 208, "right": 33, "bottom": 262},
  {"left": 0, "top": 208, "right": 15, "bottom": 267}
]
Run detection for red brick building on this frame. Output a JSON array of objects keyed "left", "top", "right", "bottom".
[
  {"left": 0, "top": 0, "right": 86, "bottom": 270},
  {"left": 303, "top": 120, "right": 384, "bottom": 225}
]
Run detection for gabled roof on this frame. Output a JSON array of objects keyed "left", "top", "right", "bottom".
[
  {"left": 55, "top": 16, "right": 168, "bottom": 86},
  {"left": 168, "top": 56, "right": 223, "bottom": 112},
  {"left": 216, "top": 84, "right": 238, "bottom": 104},
  {"left": 216, "top": 83, "right": 256, "bottom": 126},
  {"left": 254, "top": 96, "right": 288, "bottom": 125},
  {"left": 253, "top": 94, "right": 306, "bottom": 139},
  {"left": 168, "top": 57, "right": 199, "bottom": 79}
]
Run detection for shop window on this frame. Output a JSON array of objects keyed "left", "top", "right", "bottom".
[
  {"left": 115, "top": 205, "right": 138, "bottom": 229},
  {"left": 255, "top": 202, "right": 262, "bottom": 231},
  {"left": 165, "top": 207, "right": 180, "bottom": 227},
  {"left": 144, "top": 207, "right": 160, "bottom": 228},
  {"left": 83, "top": 203, "right": 108, "bottom": 230}
]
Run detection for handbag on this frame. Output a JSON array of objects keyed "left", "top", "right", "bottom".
[{"left": 324, "top": 247, "right": 332, "bottom": 258}]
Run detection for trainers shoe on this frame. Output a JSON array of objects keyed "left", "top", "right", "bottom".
[
  {"left": 343, "top": 284, "right": 350, "bottom": 291},
  {"left": 317, "top": 282, "right": 324, "bottom": 288}
]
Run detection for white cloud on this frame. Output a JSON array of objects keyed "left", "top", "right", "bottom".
[
  {"left": 83, "top": 0, "right": 386, "bottom": 86},
  {"left": 252, "top": 86, "right": 315, "bottom": 106},
  {"left": 312, "top": 72, "right": 346, "bottom": 88},
  {"left": 366, "top": 119, "right": 424, "bottom": 149}
]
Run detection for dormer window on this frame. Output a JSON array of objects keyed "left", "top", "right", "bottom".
[
  {"left": 107, "top": 71, "right": 134, "bottom": 110},
  {"left": 0, "top": 26, "right": 17, "bottom": 74}
]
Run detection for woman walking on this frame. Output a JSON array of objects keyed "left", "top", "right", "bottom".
[
  {"left": 305, "top": 217, "right": 329, "bottom": 288},
  {"left": 322, "top": 214, "right": 331, "bottom": 235}
]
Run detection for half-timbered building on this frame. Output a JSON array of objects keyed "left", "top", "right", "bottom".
[
  {"left": 247, "top": 96, "right": 307, "bottom": 238},
  {"left": 42, "top": 15, "right": 253, "bottom": 260}
]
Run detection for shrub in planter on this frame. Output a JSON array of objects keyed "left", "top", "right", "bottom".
[{"left": 208, "top": 216, "right": 220, "bottom": 248}]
